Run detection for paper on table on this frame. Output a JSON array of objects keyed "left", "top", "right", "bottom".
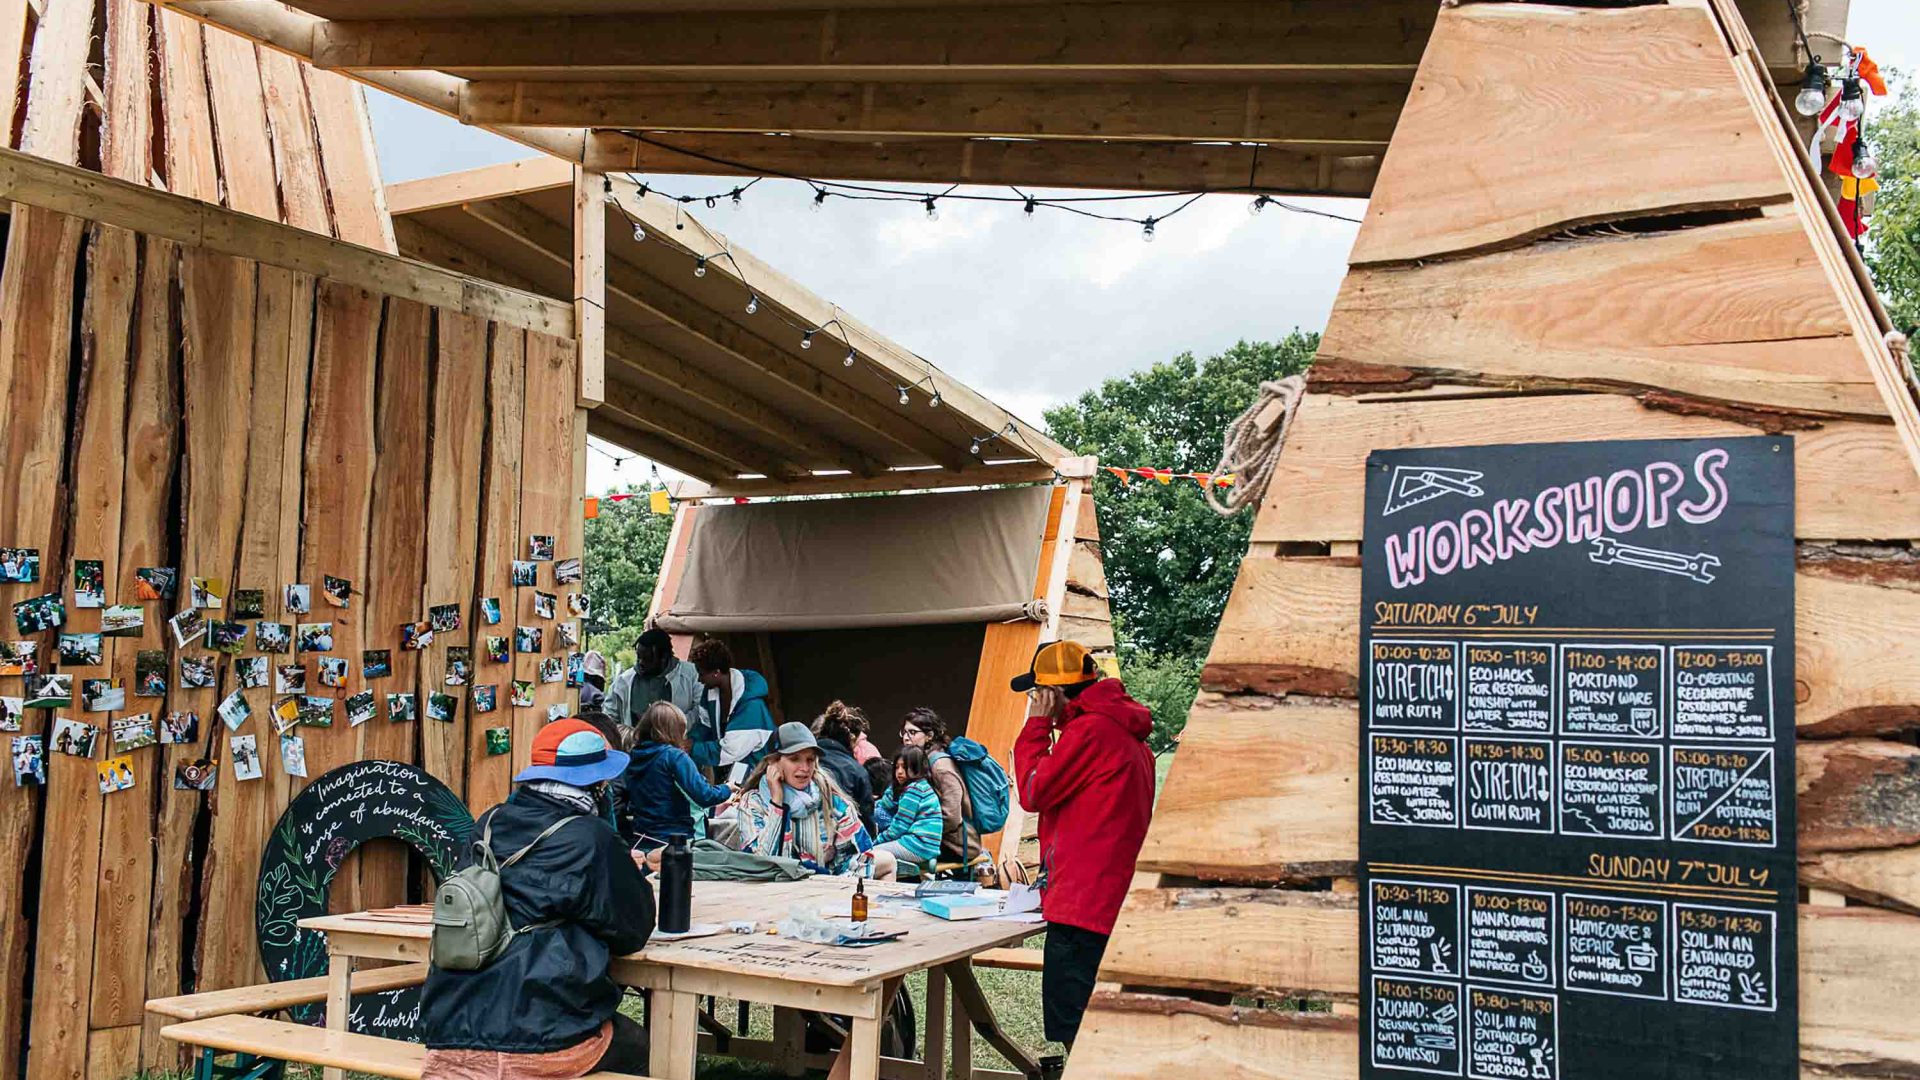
[
  {"left": 1003, "top": 884, "right": 1041, "bottom": 914},
  {"left": 985, "top": 911, "right": 1047, "bottom": 924},
  {"left": 651, "top": 922, "right": 724, "bottom": 942}
]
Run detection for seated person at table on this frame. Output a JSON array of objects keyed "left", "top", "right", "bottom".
[
  {"left": 811, "top": 700, "right": 876, "bottom": 829},
  {"left": 871, "top": 746, "right": 943, "bottom": 876},
  {"left": 732, "top": 721, "right": 897, "bottom": 880},
  {"left": 864, "top": 758, "right": 896, "bottom": 827},
  {"left": 619, "top": 701, "right": 734, "bottom": 846},
  {"left": 898, "top": 708, "right": 985, "bottom": 868},
  {"left": 421, "top": 719, "right": 655, "bottom": 1079},
  {"left": 846, "top": 707, "right": 884, "bottom": 765},
  {"left": 688, "top": 637, "right": 778, "bottom": 779}
]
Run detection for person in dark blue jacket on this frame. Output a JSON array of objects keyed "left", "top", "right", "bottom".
[{"left": 618, "top": 700, "right": 735, "bottom": 848}]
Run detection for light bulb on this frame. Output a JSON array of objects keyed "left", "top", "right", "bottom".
[
  {"left": 1794, "top": 61, "right": 1831, "bottom": 117},
  {"left": 693, "top": 256, "right": 707, "bottom": 277},
  {"left": 1248, "top": 195, "right": 1270, "bottom": 216},
  {"left": 969, "top": 438, "right": 982, "bottom": 455},
  {"left": 1024, "top": 197, "right": 1037, "bottom": 217},
  {"left": 812, "top": 190, "right": 827, "bottom": 212},
  {"left": 1853, "top": 142, "right": 1879, "bottom": 178},
  {"left": 800, "top": 330, "right": 816, "bottom": 350},
  {"left": 745, "top": 294, "right": 760, "bottom": 315},
  {"left": 924, "top": 198, "right": 939, "bottom": 221},
  {"left": 930, "top": 391, "right": 942, "bottom": 408},
  {"left": 632, "top": 223, "right": 646, "bottom": 243},
  {"left": 730, "top": 191, "right": 744, "bottom": 210},
  {"left": 1141, "top": 220, "right": 1156, "bottom": 243},
  {"left": 843, "top": 349, "right": 856, "bottom": 367},
  {"left": 1840, "top": 80, "right": 1865, "bottom": 121},
  {"left": 898, "top": 386, "right": 910, "bottom": 406}
]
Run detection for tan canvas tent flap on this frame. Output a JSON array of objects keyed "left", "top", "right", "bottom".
[{"left": 653, "top": 487, "right": 1053, "bottom": 632}]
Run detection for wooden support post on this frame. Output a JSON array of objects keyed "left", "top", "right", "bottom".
[
  {"left": 772, "top": 1005, "right": 806, "bottom": 1078},
  {"left": 573, "top": 165, "right": 606, "bottom": 407},
  {"left": 323, "top": 952, "right": 354, "bottom": 1080},
  {"left": 924, "top": 966, "right": 948, "bottom": 1080}
]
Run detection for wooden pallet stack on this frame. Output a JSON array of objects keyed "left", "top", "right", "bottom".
[{"left": 1068, "top": 3, "right": 1920, "bottom": 1078}]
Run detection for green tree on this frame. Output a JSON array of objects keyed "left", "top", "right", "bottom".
[
  {"left": 1866, "top": 79, "right": 1920, "bottom": 338},
  {"left": 582, "top": 484, "right": 674, "bottom": 664},
  {"left": 1043, "top": 334, "right": 1317, "bottom": 662}
]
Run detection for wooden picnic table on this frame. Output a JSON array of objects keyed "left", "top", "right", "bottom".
[{"left": 299, "top": 876, "right": 1044, "bottom": 1080}]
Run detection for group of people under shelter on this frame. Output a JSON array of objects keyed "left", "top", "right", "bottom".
[{"left": 418, "top": 632, "right": 1156, "bottom": 1080}]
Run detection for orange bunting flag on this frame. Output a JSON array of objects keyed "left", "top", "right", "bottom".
[
  {"left": 583, "top": 497, "right": 600, "bottom": 520},
  {"left": 1106, "top": 466, "right": 1132, "bottom": 485},
  {"left": 1857, "top": 49, "right": 1888, "bottom": 96}
]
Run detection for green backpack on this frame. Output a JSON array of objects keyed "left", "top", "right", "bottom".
[{"left": 430, "top": 811, "right": 581, "bottom": 971}]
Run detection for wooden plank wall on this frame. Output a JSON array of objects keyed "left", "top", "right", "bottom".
[
  {"left": 1068, "top": 4, "right": 1920, "bottom": 1079},
  {"left": 0, "top": 215, "right": 579, "bottom": 1078}
]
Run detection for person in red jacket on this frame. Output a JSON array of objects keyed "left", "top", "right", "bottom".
[{"left": 1011, "top": 639, "right": 1155, "bottom": 1061}]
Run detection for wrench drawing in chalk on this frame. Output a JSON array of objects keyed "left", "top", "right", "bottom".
[{"left": 1588, "top": 537, "right": 1720, "bottom": 584}]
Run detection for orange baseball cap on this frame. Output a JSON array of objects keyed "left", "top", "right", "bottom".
[{"left": 1010, "top": 640, "right": 1095, "bottom": 692}]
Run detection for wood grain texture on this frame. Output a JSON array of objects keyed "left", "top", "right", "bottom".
[
  {"left": 202, "top": 28, "right": 281, "bottom": 220},
  {"left": 257, "top": 49, "right": 333, "bottom": 234},
  {"left": 1802, "top": 906, "right": 1920, "bottom": 1074},
  {"left": 420, "top": 311, "right": 489, "bottom": 793},
  {"left": 0, "top": 3, "right": 24, "bottom": 153},
  {"left": 18, "top": 0, "right": 94, "bottom": 165},
  {"left": 158, "top": 12, "right": 221, "bottom": 203},
  {"left": 517, "top": 332, "right": 577, "bottom": 769},
  {"left": 1068, "top": 993, "right": 1356, "bottom": 1080},
  {"left": 1801, "top": 846, "right": 1920, "bottom": 917},
  {"left": 305, "top": 68, "right": 395, "bottom": 252},
  {"left": 1102, "top": 887, "right": 1358, "bottom": 999},
  {"left": 1203, "top": 556, "right": 1359, "bottom": 698},
  {"left": 1253, "top": 394, "right": 1920, "bottom": 543},
  {"left": 100, "top": 0, "right": 154, "bottom": 183},
  {"left": 1322, "top": 216, "right": 1879, "bottom": 418},
  {"left": 1799, "top": 739, "right": 1920, "bottom": 853},
  {"left": 467, "top": 325, "right": 525, "bottom": 812},
  {"left": 1349, "top": 3, "right": 1788, "bottom": 264}
]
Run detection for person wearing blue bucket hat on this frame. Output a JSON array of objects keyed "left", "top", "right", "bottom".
[{"left": 421, "top": 719, "right": 655, "bottom": 1077}]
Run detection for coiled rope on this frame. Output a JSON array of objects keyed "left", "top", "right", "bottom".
[{"left": 1206, "top": 374, "right": 1308, "bottom": 517}]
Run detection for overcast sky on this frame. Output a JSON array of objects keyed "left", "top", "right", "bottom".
[{"left": 364, "top": 1, "right": 1918, "bottom": 492}]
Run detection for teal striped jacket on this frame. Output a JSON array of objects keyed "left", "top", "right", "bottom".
[{"left": 875, "top": 779, "right": 944, "bottom": 865}]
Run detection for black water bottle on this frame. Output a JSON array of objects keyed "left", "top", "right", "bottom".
[{"left": 658, "top": 836, "right": 693, "bottom": 934}]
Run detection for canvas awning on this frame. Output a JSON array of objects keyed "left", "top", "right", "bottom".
[{"left": 653, "top": 487, "right": 1053, "bottom": 633}]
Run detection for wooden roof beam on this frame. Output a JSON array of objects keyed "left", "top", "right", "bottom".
[
  {"left": 585, "top": 411, "right": 734, "bottom": 484},
  {"left": 460, "top": 79, "right": 1408, "bottom": 144},
  {"left": 310, "top": 2, "right": 1434, "bottom": 80},
  {"left": 597, "top": 383, "right": 808, "bottom": 480},
  {"left": 585, "top": 130, "right": 1382, "bottom": 197}
]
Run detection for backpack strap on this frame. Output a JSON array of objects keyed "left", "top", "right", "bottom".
[{"left": 501, "top": 815, "right": 583, "bottom": 869}]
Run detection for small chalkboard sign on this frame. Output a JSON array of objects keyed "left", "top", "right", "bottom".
[
  {"left": 1359, "top": 437, "right": 1796, "bottom": 1080},
  {"left": 256, "top": 760, "right": 473, "bottom": 1038}
]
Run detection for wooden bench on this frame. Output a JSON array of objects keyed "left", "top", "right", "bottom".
[
  {"left": 145, "top": 962, "right": 430, "bottom": 1021},
  {"left": 970, "top": 948, "right": 1045, "bottom": 974},
  {"left": 161, "top": 1014, "right": 652, "bottom": 1079}
]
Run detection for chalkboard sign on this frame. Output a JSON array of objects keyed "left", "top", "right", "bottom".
[
  {"left": 256, "top": 760, "right": 473, "bottom": 1038},
  {"left": 1359, "top": 437, "right": 1795, "bottom": 1080}
]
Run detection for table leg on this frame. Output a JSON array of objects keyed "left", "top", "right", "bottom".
[
  {"left": 772, "top": 1005, "right": 807, "bottom": 1077},
  {"left": 323, "top": 951, "right": 354, "bottom": 1080},
  {"left": 924, "top": 966, "right": 948, "bottom": 1080},
  {"left": 848, "top": 1010, "right": 882, "bottom": 1080},
  {"left": 944, "top": 961, "right": 1041, "bottom": 1080},
  {"left": 649, "top": 989, "right": 701, "bottom": 1080},
  {"left": 949, "top": 975, "right": 972, "bottom": 1080}
]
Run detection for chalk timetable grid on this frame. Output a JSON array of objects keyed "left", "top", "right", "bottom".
[
  {"left": 1466, "top": 984, "right": 1561, "bottom": 1080},
  {"left": 1560, "top": 893, "right": 1670, "bottom": 1003},
  {"left": 1461, "top": 736, "right": 1557, "bottom": 836},
  {"left": 1669, "top": 745, "right": 1777, "bottom": 849},
  {"left": 1371, "top": 973, "right": 1467, "bottom": 1078},
  {"left": 1461, "top": 640, "right": 1558, "bottom": 735},
  {"left": 1670, "top": 904, "right": 1778, "bottom": 1014},
  {"left": 1553, "top": 738, "right": 1669, "bottom": 842},
  {"left": 1369, "top": 638, "right": 1464, "bottom": 732},
  {"left": 1370, "top": 878, "right": 1465, "bottom": 979},
  {"left": 1667, "top": 644, "right": 1775, "bottom": 744},
  {"left": 1464, "top": 886, "right": 1558, "bottom": 989}
]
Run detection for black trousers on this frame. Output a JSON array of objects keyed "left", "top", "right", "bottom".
[
  {"left": 1042, "top": 922, "right": 1109, "bottom": 1047},
  {"left": 594, "top": 1011, "right": 651, "bottom": 1074}
]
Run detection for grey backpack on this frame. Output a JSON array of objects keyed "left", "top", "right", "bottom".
[{"left": 431, "top": 812, "right": 581, "bottom": 971}]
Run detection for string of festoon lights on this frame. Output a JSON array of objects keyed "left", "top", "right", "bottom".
[{"left": 1784, "top": 0, "right": 1887, "bottom": 245}]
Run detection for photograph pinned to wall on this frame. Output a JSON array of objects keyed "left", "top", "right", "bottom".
[
  {"left": 528, "top": 535, "right": 555, "bottom": 562},
  {"left": 208, "top": 621, "right": 248, "bottom": 655},
  {"left": 322, "top": 576, "right": 352, "bottom": 609},
  {"left": 50, "top": 717, "right": 97, "bottom": 757},
  {"left": 510, "top": 561, "right": 538, "bottom": 588},
  {"left": 160, "top": 711, "right": 199, "bottom": 745},
  {"left": 485, "top": 727, "right": 511, "bottom": 755},
  {"left": 189, "top": 577, "right": 224, "bottom": 610},
  {"left": 566, "top": 593, "right": 590, "bottom": 618},
  {"left": 315, "top": 657, "right": 349, "bottom": 689},
  {"left": 12, "top": 735, "right": 44, "bottom": 786},
  {"left": 271, "top": 698, "right": 301, "bottom": 735},
  {"left": 235, "top": 656, "right": 269, "bottom": 690},
  {"left": 387, "top": 693, "right": 418, "bottom": 722},
  {"left": 0, "top": 642, "right": 36, "bottom": 677},
  {"left": 472, "top": 685, "right": 498, "bottom": 713},
  {"left": 484, "top": 636, "right": 510, "bottom": 664},
  {"left": 173, "top": 758, "right": 216, "bottom": 791},
  {"left": 232, "top": 589, "right": 266, "bottom": 620},
  {"left": 230, "top": 734, "right": 262, "bottom": 782},
  {"left": 72, "top": 560, "right": 106, "bottom": 608},
  {"left": 280, "top": 733, "right": 308, "bottom": 778},
  {"left": 179, "top": 655, "right": 216, "bottom": 690},
  {"left": 256, "top": 621, "right": 291, "bottom": 653},
  {"left": 81, "top": 679, "right": 125, "bottom": 713},
  {"left": 363, "top": 650, "right": 392, "bottom": 679},
  {"left": 274, "top": 665, "right": 306, "bottom": 695},
  {"left": 400, "top": 623, "right": 434, "bottom": 651},
  {"left": 296, "top": 623, "right": 334, "bottom": 653},
  {"left": 136, "top": 651, "right": 168, "bottom": 697},
  {"left": 0, "top": 696, "right": 19, "bottom": 732},
  {"left": 112, "top": 714, "right": 156, "bottom": 752},
  {"left": 480, "top": 597, "right": 502, "bottom": 625},
  {"left": 299, "top": 696, "right": 334, "bottom": 728},
  {"left": 426, "top": 693, "right": 458, "bottom": 723},
  {"left": 515, "top": 626, "right": 543, "bottom": 654},
  {"left": 545, "top": 702, "right": 568, "bottom": 723},
  {"left": 445, "top": 647, "right": 472, "bottom": 686},
  {"left": 217, "top": 689, "right": 252, "bottom": 732},
  {"left": 554, "top": 558, "right": 582, "bottom": 585},
  {"left": 101, "top": 604, "right": 143, "bottom": 637},
  {"left": 538, "top": 657, "right": 564, "bottom": 685},
  {"left": 566, "top": 652, "right": 585, "bottom": 687},
  {"left": 14, "top": 593, "right": 65, "bottom": 634},
  {"left": 27, "top": 674, "right": 72, "bottom": 709},
  {"left": 532, "top": 592, "right": 557, "bottom": 620},
  {"left": 58, "top": 632, "right": 103, "bottom": 667},
  {"left": 428, "top": 604, "right": 462, "bottom": 634},
  {"left": 557, "top": 621, "right": 579, "bottom": 650},
  {"left": 168, "top": 607, "right": 206, "bottom": 648},
  {"left": 345, "top": 691, "right": 377, "bottom": 728},
  {"left": 134, "top": 566, "right": 177, "bottom": 600},
  {"left": 283, "top": 584, "right": 311, "bottom": 615},
  {"left": 1, "top": 547, "right": 41, "bottom": 583},
  {"left": 97, "top": 755, "right": 136, "bottom": 794},
  {"left": 510, "top": 680, "right": 535, "bottom": 707}
]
